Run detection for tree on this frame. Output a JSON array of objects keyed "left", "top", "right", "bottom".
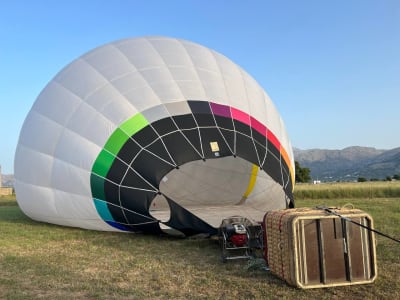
[
  {"left": 393, "top": 174, "right": 400, "bottom": 180},
  {"left": 358, "top": 177, "right": 367, "bottom": 182},
  {"left": 295, "top": 161, "right": 311, "bottom": 183}
]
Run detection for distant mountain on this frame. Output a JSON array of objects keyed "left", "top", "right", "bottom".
[
  {"left": 293, "top": 146, "right": 400, "bottom": 181},
  {"left": 1, "top": 174, "right": 14, "bottom": 187}
]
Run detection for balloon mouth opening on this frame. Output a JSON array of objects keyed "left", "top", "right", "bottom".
[
  {"left": 147, "top": 156, "right": 258, "bottom": 233},
  {"left": 160, "top": 156, "right": 252, "bottom": 202}
]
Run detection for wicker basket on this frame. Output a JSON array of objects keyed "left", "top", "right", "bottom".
[{"left": 263, "top": 208, "right": 377, "bottom": 289}]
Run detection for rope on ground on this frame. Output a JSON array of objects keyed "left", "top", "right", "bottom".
[{"left": 316, "top": 205, "right": 400, "bottom": 244}]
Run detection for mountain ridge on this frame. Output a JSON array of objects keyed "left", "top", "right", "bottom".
[{"left": 293, "top": 146, "right": 400, "bottom": 181}]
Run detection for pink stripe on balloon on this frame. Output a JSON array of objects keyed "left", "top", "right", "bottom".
[
  {"left": 250, "top": 117, "right": 266, "bottom": 137},
  {"left": 231, "top": 107, "right": 250, "bottom": 126}
]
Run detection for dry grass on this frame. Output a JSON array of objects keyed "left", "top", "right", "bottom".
[
  {"left": 1, "top": 194, "right": 399, "bottom": 299},
  {"left": 295, "top": 181, "right": 400, "bottom": 190},
  {"left": 294, "top": 181, "right": 400, "bottom": 199}
]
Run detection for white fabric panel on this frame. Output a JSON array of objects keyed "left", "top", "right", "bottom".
[
  {"left": 32, "top": 81, "right": 82, "bottom": 126},
  {"left": 51, "top": 159, "right": 92, "bottom": 196},
  {"left": 167, "top": 65, "right": 202, "bottom": 82},
  {"left": 110, "top": 71, "right": 148, "bottom": 95},
  {"left": 15, "top": 181, "right": 57, "bottom": 218},
  {"left": 123, "top": 85, "right": 162, "bottom": 112},
  {"left": 151, "top": 40, "right": 193, "bottom": 68},
  {"left": 112, "top": 72, "right": 161, "bottom": 111},
  {"left": 139, "top": 66, "right": 176, "bottom": 88},
  {"left": 54, "top": 128, "right": 101, "bottom": 171},
  {"left": 171, "top": 74, "right": 207, "bottom": 100},
  {"left": 183, "top": 45, "right": 228, "bottom": 101},
  {"left": 66, "top": 101, "right": 115, "bottom": 148},
  {"left": 83, "top": 110, "right": 116, "bottom": 148},
  {"left": 242, "top": 72, "right": 267, "bottom": 124},
  {"left": 196, "top": 68, "right": 228, "bottom": 101},
  {"left": 14, "top": 146, "right": 54, "bottom": 187},
  {"left": 53, "top": 190, "right": 102, "bottom": 222},
  {"left": 86, "top": 84, "right": 137, "bottom": 125},
  {"left": 85, "top": 83, "right": 123, "bottom": 111},
  {"left": 279, "top": 117, "right": 290, "bottom": 153},
  {"left": 139, "top": 67, "right": 184, "bottom": 102},
  {"left": 116, "top": 38, "right": 165, "bottom": 70},
  {"left": 164, "top": 101, "right": 192, "bottom": 116},
  {"left": 141, "top": 104, "right": 170, "bottom": 123},
  {"left": 265, "top": 95, "right": 282, "bottom": 142},
  {"left": 148, "top": 37, "right": 187, "bottom": 65},
  {"left": 213, "top": 52, "right": 247, "bottom": 110},
  {"left": 149, "top": 38, "right": 208, "bottom": 100},
  {"left": 83, "top": 44, "right": 137, "bottom": 80},
  {"left": 18, "top": 110, "right": 63, "bottom": 156},
  {"left": 182, "top": 40, "right": 220, "bottom": 73},
  {"left": 55, "top": 59, "right": 108, "bottom": 100}
]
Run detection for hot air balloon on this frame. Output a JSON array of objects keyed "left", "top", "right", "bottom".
[{"left": 14, "top": 36, "right": 294, "bottom": 236}]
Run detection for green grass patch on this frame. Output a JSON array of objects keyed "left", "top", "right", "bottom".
[{"left": 1, "top": 194, "right": 399, "bottom": 299}]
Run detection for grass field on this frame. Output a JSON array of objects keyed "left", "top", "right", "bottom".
[
  {"left": 294, "top": 180, "right": 400, "bottom": 199},
  {"left": 1, "top": 189, "right": 399, "bottom": 299}
]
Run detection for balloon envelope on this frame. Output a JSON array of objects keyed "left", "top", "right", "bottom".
[{"left": 15, "top": 36, "right": 294, "bottom": 236}]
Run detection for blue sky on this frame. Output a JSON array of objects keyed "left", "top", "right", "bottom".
[{"left": 1, "top": 0, "right": 399, "bottom": 174}]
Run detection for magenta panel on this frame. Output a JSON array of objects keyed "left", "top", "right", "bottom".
[{"left": 210, "top": 102, "right": 231, "bottom": 118}]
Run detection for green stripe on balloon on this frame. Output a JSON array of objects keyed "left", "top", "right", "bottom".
[
  {"left": 120, "top": 113, "right": 149, "bottom": 136},
  {"left": 92, "top": 149, "right": 115, "bottom": 177},
  {"left": 92, "top": 113, "right": 149, "bottom": 178},
  {"left": 90, "top": 174, "right": 106, "bottom": 200},
  {"left": 104, "top": 128, "right": 130, "bottom": 156},
  {"left": 91, "top": 112, "right": 150, "bottom": 227},
  {"left": 104, "top": 113, "right": 149, "bottom": 155}
]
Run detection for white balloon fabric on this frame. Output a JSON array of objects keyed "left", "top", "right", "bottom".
[{"left": 14, "top": 36, "right": 295, "bottom": 236}]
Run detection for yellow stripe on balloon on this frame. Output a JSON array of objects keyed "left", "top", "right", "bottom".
[{"left": 243, "top": 164, "right": 259, "bottom": 197}]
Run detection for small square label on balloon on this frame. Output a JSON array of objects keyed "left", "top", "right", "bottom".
[{"left": 210, "top": 141, "right": 220, "bottom": 152}]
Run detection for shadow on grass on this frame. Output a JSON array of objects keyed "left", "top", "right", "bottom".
[{"left": 0, "top": 205, "right": 40, "bottom": 225}]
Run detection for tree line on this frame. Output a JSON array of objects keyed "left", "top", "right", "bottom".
[
  {"left": 295, "top": 161, "right": 311, "bottom": 183},
  {"left": 357, "top": 174, "right": 400, "bottom": 182},
  {"left": 295, "top": 160, "right": 400, "bottom": 183}
]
